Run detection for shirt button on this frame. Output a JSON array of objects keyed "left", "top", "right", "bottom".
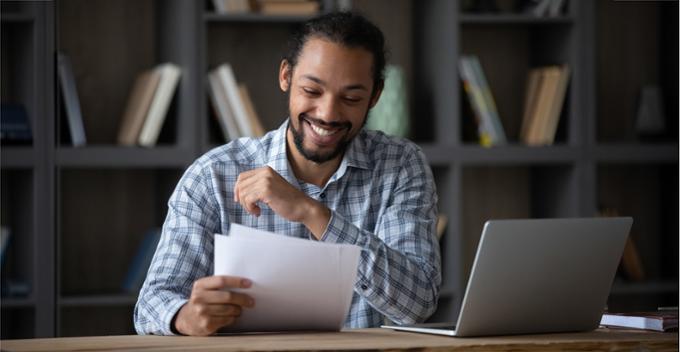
[
  {"left": 361, "top": 284, "right": 368, "bottom": 290},
  {"left": 319, "top": 193, "right": 326, "bottom": 199}
]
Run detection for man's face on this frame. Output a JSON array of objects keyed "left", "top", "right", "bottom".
[{"left": 279, "top": 37, "right": 380, "bottom": 164}]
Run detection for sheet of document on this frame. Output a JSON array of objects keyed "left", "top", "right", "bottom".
[{"left": 214, "top": 224, "right": 361, "bottom": 332}]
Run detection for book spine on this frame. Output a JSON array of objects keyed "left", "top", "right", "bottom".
[
  {"left": 208, "top": 71, "right": 241, "bottom": 141},
  {"left": 469, "top": 56, "right": 506, "bottom": 145},
  {"left": 138, "top": 64, "right": 182, "bottom": 147},
  {"left": 218, "top": 64, "right": 255, "bottom": 138},
  {"left": 459, "top": 56, "right": 493, "bottom": 147}
]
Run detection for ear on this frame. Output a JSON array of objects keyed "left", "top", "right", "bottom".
[
  {"left": 279, "top": 60, "right": 292, "bottom": 92},
  {"left": 368, "top": 80, "right": 384, "bottom": 109}
]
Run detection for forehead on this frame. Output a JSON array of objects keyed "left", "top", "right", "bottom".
[{"left": 293, "top": 37, "right": 374, "bottom": 87}]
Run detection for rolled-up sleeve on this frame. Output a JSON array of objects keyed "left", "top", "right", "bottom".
[
  {"left": 321, "top": 146, "right": 441, "bottom": 324},
  {"left": 133, "top": 161, "right": 220, "bottom": 335}
]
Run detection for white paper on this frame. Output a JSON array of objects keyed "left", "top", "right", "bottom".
[{"left": 214, "top": 224, "right": 361, "bottom": 332}]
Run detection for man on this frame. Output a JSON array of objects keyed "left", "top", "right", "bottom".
[{"left": 134, "top": 11, "right": 441, "bottom": 336}]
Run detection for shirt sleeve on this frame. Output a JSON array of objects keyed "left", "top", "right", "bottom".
[
  {"left": 133, "top": 160, "right": 220, "bottom": 335},
  {"left": 320, "top": 145, "right": 442, "bottom": 324}
]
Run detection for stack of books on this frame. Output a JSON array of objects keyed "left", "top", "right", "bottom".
[
  {"left": 207, "top": 63, "right": 265, "bottom": 142},
  {"left": 117, "top": 64, "right": 182, "bottom": 147},
  {"left": 212, "top": 0, "right": 319, "bottom": 16},
  {"left": 601, "top": 310, "right": 678, "bottom": 332},
  {"left": 519, "top": 65, "right": 570, "bottom": 146}
]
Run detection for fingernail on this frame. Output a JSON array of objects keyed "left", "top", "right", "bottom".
[
  {"left": 248, "top": 298, "right": 255, "bottom": 307},
  {"left": 242, "top": 279, "right": 252, "bottom": 287}
]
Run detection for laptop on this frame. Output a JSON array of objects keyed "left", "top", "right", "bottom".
[{"left": 381, "top": 217, "right": 633, "bottom": 337}]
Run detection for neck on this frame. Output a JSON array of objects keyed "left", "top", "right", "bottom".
[{"left": 286, "top": 127, "right": 342, "bottom": 187}]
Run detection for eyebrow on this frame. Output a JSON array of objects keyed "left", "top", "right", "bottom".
[{"left": 301, "top": 74, "right": 368, "bottom": 91}]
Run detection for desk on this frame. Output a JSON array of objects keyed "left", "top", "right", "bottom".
[{"left": 1, "top": 328, "right": 677, "bottom": 352}]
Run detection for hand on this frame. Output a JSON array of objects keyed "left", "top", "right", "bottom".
[
  {"left": 233, "top": 166, "right": 331, "bottom": 238},
  {"left": 173, "top": 276, "right": 254, "bottom": 336}
]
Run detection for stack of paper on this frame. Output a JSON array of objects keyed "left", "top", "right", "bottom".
[{"left": 214, "top": 224, "right": 361, "bottom": 332}]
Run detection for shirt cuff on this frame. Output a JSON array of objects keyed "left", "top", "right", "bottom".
[
  {"left": 319, "top": 211, "right": 361, "bottom": 245},
  {"left": 163, "top": 298, "right": 188, "bottom": 336}
]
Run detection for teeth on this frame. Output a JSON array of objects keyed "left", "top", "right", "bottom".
[{"left": 310, "top": 123, "right": 337, "bottom": 136}]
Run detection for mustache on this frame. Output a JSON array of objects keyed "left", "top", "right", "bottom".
[{"left": 299, "top": 113, "right": 352, "bottom": 131}]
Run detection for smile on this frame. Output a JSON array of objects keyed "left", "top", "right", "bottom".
[{"left": 303, "top": 117, "right": 347, "bottom": 139}]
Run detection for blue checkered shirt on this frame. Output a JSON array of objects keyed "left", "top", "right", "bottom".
[{"left": 134, "top": 120, "right": 441, "bottom": 335}]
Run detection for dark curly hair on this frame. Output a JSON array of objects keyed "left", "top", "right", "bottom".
[{"left": 283, "top": 11, "right": 387, "bottom": 97}]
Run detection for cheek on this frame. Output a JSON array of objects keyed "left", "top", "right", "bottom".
[{"left": 288, "top": 92, "right": 311, "bottom": 115}]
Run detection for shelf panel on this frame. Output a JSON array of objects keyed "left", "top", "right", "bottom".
[
  {"left": 0, "top": 297, "right": 35, "bottom": 308},
  {"left": 420, "top": 144, "right": 579, "bottom": 165},
  {"left": 610, "top": 281, "right": 679, "bottom": 295},
  {"left": 1, "top": 147, "right": 35, "bottom": 168},
  {"left": 1, "top": 14, "right": 34, "bottom": 23},
  {"left": 56, "top": 147, "right": 195, "bottom": 168},
  {"left": 594, "top": 144, "right": 679, "bottom": 163},
  {"left": 459, "top": 14, "right": 573, "bottom": 25},
  {"left": 59, "top": 294, "right": 138, "bottom": 307},
  {"left": 204, "top": 12, "right": 315, "bottom": 23}
]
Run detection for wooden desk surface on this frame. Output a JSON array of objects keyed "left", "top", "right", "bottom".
[{"left": 1, "top": 328, "right": 677, "bottom": 352}]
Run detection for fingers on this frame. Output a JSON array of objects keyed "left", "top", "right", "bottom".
[
  {"left": 194, "top": 276, "right": 252, "bottom": 291},
  {"left": 234, "top": 171, "right": 268, "bottom": 217},
  {"left": 195, "top": 303, "right": 243, "bottom": 317},
  {"left": 195, "top": 289, "right": 255, "bottom": 308}
]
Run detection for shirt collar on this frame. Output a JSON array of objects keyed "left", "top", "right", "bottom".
[
  {"left": 265, "top": 120, "right": 299, "bottom": 187},
  {"left": 265, "top": 119, "right": 372, "bottom": 187}
]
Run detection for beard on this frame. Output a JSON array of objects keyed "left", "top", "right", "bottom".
[{"left": 288, "top": 113, "right": 354, "bottom": 163}]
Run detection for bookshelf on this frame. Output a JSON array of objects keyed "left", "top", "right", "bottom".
[{"left": 0, "top": 0, "right": 676, "bottom": 338}]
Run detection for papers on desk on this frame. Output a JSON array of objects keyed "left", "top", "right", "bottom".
[{"left": 214, "top": 224, "right": 361, "bottom": 332}]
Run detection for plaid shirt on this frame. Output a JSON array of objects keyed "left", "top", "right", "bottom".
[{"left": 134, "top": 120, "right": 441, "bottom": 335}]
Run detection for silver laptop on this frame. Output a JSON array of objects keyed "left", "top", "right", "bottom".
[{"left": 382, "top": 217, "right": 633, "bottom": 337}]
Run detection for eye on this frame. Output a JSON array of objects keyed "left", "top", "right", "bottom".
[
  {"left": 343, "top": 96, "right": 362, "bottom": 104},
  {"left": 302, "top": 87, "right": 320, "bottom": 96}
]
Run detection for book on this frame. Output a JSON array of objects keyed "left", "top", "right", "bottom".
[
  {"left": 0, "top": 104, "right": 32, "bottom": 144},
  {"left": 436, "top": 214, "right": 448, "bottom": 240},
  {"left": 542, "top": 65, "right": 570, "bottom": 145},
  {"left": 459, "top": 55, "right": 506, "bottom": 147},
  {"left": 469, "top": 55, "right": 506, "bottom": 145},
  {"left": 207, "top": 69, "right": 242, "bottom": 141},
  {"left": 138, "top": 63, "right": 182, "bottom": 147},
  {"left": 521, "top": 65, "right": 569, "bottom": 146},
  {"left": 121, "top": 229, "right": 162, "bottom": 294},
  {"left": 213, "top": 0, "right": 251, "bottom": 13},
  {"left": 117, "top": 69, "right": 162, "bottom": 146},
  {"left": 216, "top": 63, "right": 256, "bottom": 138},
  {"left": 0, "top": 226, "right": 10, "bottom": 266},
  {"left": 57, "top": 52, "right": 87, "bottom": 147},
  {"left": 238, "top": 84, "right": 266, "bottom": 137},
  {"left": 519, "top": 68, "right": 542, "bottom": 143},
  {"left": 257, "top": 0, "right": 319, "bottom": 15},
  {"left": 601, "top": 311, "right": 679, "bottom": 332},
  {"left": 600, "top": 207, "right": 645, "bottom": 281}
]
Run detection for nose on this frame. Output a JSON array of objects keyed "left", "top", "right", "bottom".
[{"left": 316, "top": 95, "right": 341, "bottom": 122}]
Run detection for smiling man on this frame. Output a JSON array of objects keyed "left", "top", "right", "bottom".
[{"left": 134, "top": 11, "right": 441, "bottom": 336}]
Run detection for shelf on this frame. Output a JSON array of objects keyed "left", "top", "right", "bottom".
[
  {"left": 1, "top": 297, "right": 35, "bottom": 309},
  {"left": 1, "top": 147, "right": 35, "bottom": 168},
  {"left": 56, "top": 146, "right": 195, "bottom": 168},
  {"left": 0, "top": 14, "right": 34, "bottom": 23},
  {"left": 610, "top": 281, "right": 679, "bottom": 295},
  {"left": 594, "top": 144, "right": 679, "bottom": 163},
  {"left": 59, "top": 294, "right": 138, "bottom": 307},
  {"left": 420, "top": 144, "right": 579, "bottom": 165},
  {"left": 459, "top": 14, "right": 573, "bottom": 25},
  {"left": 204, "top": 12, "right": 315, "bottom": 23}
]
